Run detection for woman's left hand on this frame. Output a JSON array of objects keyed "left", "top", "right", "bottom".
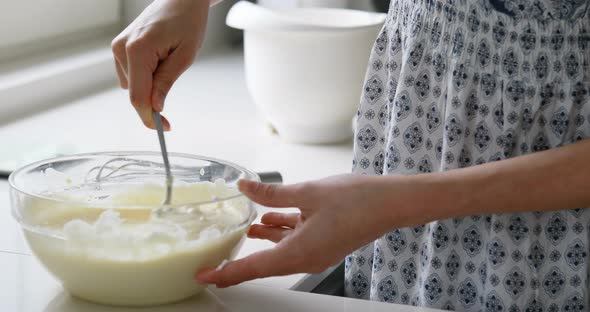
[
  {"left": 195, "top": 174, "right": 428, "bottom": 288},
  {"left": 198, "top": 137, "right": 590, "bottom": 287}
]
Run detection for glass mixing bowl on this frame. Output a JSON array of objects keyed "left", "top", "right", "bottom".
[{"left": 9, "top": 152, "right": 259, "bottom": 306}]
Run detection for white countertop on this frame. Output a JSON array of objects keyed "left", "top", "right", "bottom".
[
  {"left": 0, "top": 49, "right": 442, "bottom": 311},
  {"left": 0, "top": 251, "right": 440, "bottom": 312}
]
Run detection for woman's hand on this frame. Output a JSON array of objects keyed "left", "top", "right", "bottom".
[
  {"left": 195, "top": 174, "right": 428, "bottom": 288},
  {"left": 111, "top": 0, "right": 211, "bottom": 130},
  {"left": 200, "top": 138, "right": 590, "bottom": 288}
]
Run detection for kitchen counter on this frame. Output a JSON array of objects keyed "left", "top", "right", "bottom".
[
  {"left": 0, "top": 49, "right": 443, "bottom": 311},
  {"left": 0, "top": 252, "right": 440, "bottom": 312}
]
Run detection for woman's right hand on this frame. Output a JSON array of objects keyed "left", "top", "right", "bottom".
[{"left": 111, "top": 0, "right": 212, "bottom": 130}]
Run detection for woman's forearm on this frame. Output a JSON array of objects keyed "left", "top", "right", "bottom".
[{"left": 390, "top": 139, "right": 590, "bottom": 224}]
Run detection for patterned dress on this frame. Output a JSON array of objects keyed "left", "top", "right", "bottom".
[{"left": 346, "top": 0, "right": 590, "bottom": 311}]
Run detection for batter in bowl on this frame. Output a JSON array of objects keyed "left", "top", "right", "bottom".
[{"left": 22, "top": 180, "right": 251, "bottom": 306}]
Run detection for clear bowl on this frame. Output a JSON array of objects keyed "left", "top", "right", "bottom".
[{"left": 9, "top": 152, "right": 259, "bottom": 306}]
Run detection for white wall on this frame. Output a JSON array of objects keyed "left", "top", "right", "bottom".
[
  {"left": 0, "top": 0, "right": 120, "bottom": 49},
  {"left": 122, "top": 0, "right": 153, "bottom": 25}
]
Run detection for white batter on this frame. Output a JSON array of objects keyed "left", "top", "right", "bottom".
[{"left": 23, "top": 180, "right": 252, "bottom": 306}]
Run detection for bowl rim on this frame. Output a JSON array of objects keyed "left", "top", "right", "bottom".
[
  {"left": 9, "top": 151, "right": 260, "bottom": 226},
  {"left": 227, "top": 1, "right": 387, "bottom": 32}
]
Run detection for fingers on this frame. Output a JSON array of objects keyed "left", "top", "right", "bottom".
[
  {"left": 151, "top": 45, "right": 194, "bottom": 112},
  {"left": 238, "top": 180, "right": 302, "bottom": 208},
  {"left": 114, "top": 35, "right": 172, "bottom": 130},
  {"left": 111, "top": 37, "right": 128, "bottom": 89},
  {"left": 195, "top": 247, "right": 292, "bottom": 288},
  {"left": 248, "top": 224, "right": 292, "bottom": 243},
  {"left": 260, "top": 212, "right": 300, "bottom": 228},
  {"left": 113, "top": 58, "right": 128, "bottom": 89},
  {"left": 126, "top": 38, "right": 159, "bottom": 129},
  {"left": 159, "top": 114, "right": 171, "bottom": 131}
]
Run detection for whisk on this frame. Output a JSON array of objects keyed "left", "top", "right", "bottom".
[
  {"left": 85, "top": 157, "right": 224, "bottom": 184},
  {"left": 83, "top": 112, "right": 173, "bottom": 215},
  {"left": 85, "top": 111, "right": 282, "bottom": 210},
  {"left": 86, "top": 158, "right": 283, "bottom": 188},
  {"left": 85, "top": 155, "right": 282, "bottom": 227},
  {"left": 153, "top": 111, "right": 173, "bottom": 206}
]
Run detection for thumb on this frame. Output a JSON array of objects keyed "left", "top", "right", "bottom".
[
  {"left": 195, "top": 247, "right": 293, "bottom": 288},
  {"left": 151, "top": 45, "right": 194, "bottom": 112},
  {"left": 238, "top": 180, "right": 301, "bottom": 208}
]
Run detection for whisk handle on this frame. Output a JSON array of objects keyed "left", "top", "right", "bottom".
[{"left": 256, "top": 171, "right": 283, "bottom": 184}]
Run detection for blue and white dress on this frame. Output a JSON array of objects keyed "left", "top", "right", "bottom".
[{"left": 347, "top": 0, "right": 590, "bottom": 310}]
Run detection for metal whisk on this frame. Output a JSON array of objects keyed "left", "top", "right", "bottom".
[
  {"left": 152, "top": 111, "right": 173, "bottom": 206},
  {"left": 84, "top": 113, "right": 175, "bottom": 208}
]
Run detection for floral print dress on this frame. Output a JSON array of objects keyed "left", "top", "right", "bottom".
[{"left": 346, "top": 0, "right": 590, "bottom": 310}]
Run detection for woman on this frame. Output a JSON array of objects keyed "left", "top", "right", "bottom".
[{"left": 112, "top": 0, "right": 590, "bottom": 310}]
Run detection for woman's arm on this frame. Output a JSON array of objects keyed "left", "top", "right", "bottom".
[
  {"left": 195, "top": 139, "right": 590, "bottom": 287},
  {"left": 401, "top": 138, "right": 590, "bottom": 224}
]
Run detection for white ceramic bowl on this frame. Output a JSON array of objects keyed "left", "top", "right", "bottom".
[{"left": 227, "top": 2, "right": 385, "bottom": 144}]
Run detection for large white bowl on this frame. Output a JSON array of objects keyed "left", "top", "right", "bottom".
[{"left": 227, "top": 2, "right": 385, "bottom": 144}]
